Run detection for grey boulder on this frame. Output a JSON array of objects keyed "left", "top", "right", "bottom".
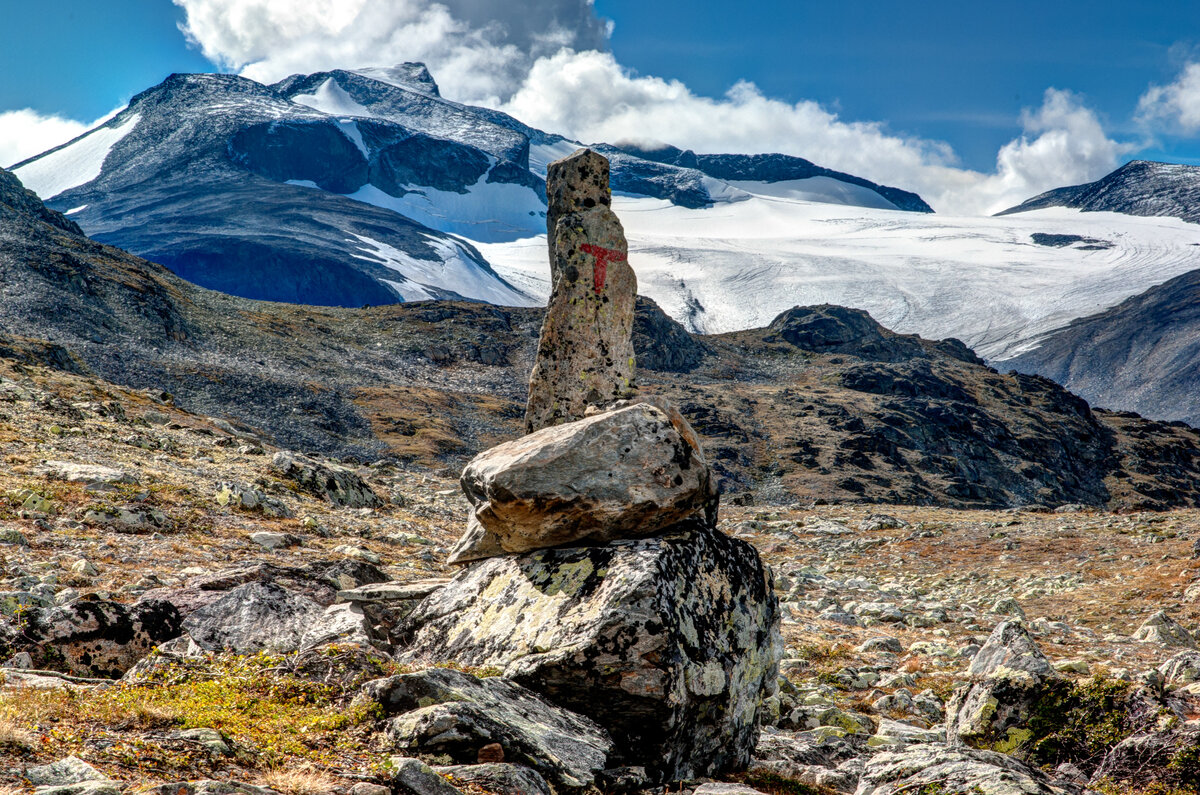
[
  {"left": 451, "top": 400, "right": 715, "bottom": 563},
  {"left": 946, "top": 620, "right": 1060, "bottom": 749},
  {"left": 182, "top": 582, "right": 323, "bottom": 654},
  {"left": 403, "top": 519, "right": 780, "bottom": 783},
  {"left": 854, "top": 743, "right": 1072, "bottom": 795},
  {"left": 1, "top": 598, "right": 182, "bottom": 678},
  {"left": 271, "top": 451, "right": 382, "bottom": 508},
  {"left": 360, "top": 668, "right": 612, "bottom": 794}
]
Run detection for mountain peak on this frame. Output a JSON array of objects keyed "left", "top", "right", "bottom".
[
  {"left": 352, "top": 63, "right": 440, "bottom": 96},
  {"left": 998, "top": 158, "right": 1200, "bottom": 223}
]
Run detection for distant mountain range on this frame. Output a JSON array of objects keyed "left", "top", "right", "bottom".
[
  {"left": 5, "top": 161, "right": 1200, "bottom": 511},
  {"left": 9, "top": 65, "right": 925, "bottom": 309}
]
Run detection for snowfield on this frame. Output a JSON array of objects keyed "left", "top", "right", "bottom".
[
  {"left": 477, "top": 192, "right": 1200, "bottom": 362},
  {"left": 13, "top": 113, "right": 139, "bottom": 200}
]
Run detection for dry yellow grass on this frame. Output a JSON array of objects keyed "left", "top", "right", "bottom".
[{"left": 258, "top": 766, "right": 345, "bottom": 795}]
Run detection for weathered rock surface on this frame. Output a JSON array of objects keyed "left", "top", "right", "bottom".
[
  {"left": 525, "top": 149, "right": 637, "bottom": 432},
  {"left": 946, "top": 620, "right": 1060, "bottom": 749},
  {"left": 403, "top": 519, "right": 781, "bottom": 782},
  {"left": 434, "top": 763, "right": 553, "bottom": 795},
  {"left": 361, "top": 668, "right": 613, "bottom": 793},
  {"left": 182, "top": 582, "right": 323, "bottom": 653},
  {"left": 451, "top": 401, "right": 714, "bottom": 562},
  {"left": 1090, "top": 725, "right": 1200, "bottom": 790},
  {"left": 855, "top": 743, "right": 1072, "bottom": 795},
  {"left": 25, "top": 756, "right": 111, "bottom": 786},
  {"left": 0, "top": 597, "right": 182, "bottom": 678},
  {"left": 35, "top": 461, "right": 137, "bottom": 485},
  {"left": 385, "top": 757, "right": 464, "bottom": 795},
  {"left": 270, "top": 451, "right": 382, "bottom": 508},
  {"left": 1133, "top": 609, "right": 1197, "bottom": 648}
]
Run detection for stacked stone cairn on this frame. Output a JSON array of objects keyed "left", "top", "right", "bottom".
[{"left": 402, "top": 149, "right": 782, "bottom": 785}]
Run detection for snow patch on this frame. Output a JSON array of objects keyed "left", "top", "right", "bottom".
[
  {"left": 528, "top": 139, "right": 583, "bottom": 177},
  {"left": 351, "top": 233, "right": 535, "bottom": 307},
  {"left": 336, "top": 120, "right": 368, "bottom": 157},
  {"left": 64, "top": 205, "right": 88, "bottom": 215},
  {"left": 13, "top": 113, "right": 140, "bottom": 200},
  {"left": 292, "top": 78, "right": 372, "bottom": 118},
  {"left": 347, "top": 178, "right": 544, "bottom": 243},
  {"left": 729, "top": 176, "right": 899, "bottom": 210},
  {"left": 382, "top": 278, "right": 435, "bottom": 302}
]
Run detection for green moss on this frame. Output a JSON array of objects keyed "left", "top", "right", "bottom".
[{"left": 1015, "top": 676, "right": 1145, "bottom": 770}]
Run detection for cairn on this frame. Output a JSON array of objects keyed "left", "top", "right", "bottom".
[{"left": 405, "top": 149, "right": 780, "bottom": 785}]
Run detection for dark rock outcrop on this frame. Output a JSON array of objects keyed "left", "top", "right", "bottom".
[
  {"left": 403, "top": 520, "right": 781, "bottom": 782},
  {"left": 0, "top": 597, "right": 183, "bottom": 678},
  {"left": 999, "top": 160, "right": 1200, "bottom": 224}
]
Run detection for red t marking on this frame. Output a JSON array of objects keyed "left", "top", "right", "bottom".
[{"left": 580, "top": 243, "right": 627, "bottom": 295}]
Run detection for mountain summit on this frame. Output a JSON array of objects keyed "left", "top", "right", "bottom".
[{"left": 998, "top": 159, "right": 1200, "bottom": 223}]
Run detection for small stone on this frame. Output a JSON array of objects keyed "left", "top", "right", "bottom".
[
  {"left": 385, "top": 757, "right": 466, "bottom": 795},
  {"left": 25, "top": 755, "right": 110, "bottom": 786},
  {"left": 990, "top": 596, "right": 1026, "bottom": 619},
  {"left": 334, "top": 545, "right": 381, "bottom": 564},
  {"left": 477, "top": 742, "right": 505, "bottom": 763},
  {"left": 70, "top": 559, "right": 99, "bottom": 577},
  {"left": 249, "top": 531, "right": 301, "bottom": 550},
  {"left": 0, "top": 526, "right": 28, "bottom": 546}
]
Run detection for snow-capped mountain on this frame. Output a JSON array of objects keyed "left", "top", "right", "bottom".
[
  {"left": 998, "top": 160, "right": 1200, "bottom": 223},
  {"left": 9, "top": 64, "right": 931, "bottom": 309},
  {"left": 11, "top": 66, "right": 1200, "bottom": 367}
]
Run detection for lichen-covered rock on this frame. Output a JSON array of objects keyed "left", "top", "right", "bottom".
[
  {"left": 525, "top": 149, "right": 637, "bottom": 433},
  {"left": 450, "top": 401, "right": 714, "bottom": 562},
  {"left": 270, "top": 451, "right": 382, "bottom": 508},
  {"left": 361, "top": 668, "right": 612, "bottom": 793},
  {"left": 298, "top": 602, "right": 381, "bottom": 651},
  {"left": 36, "top": 461, "right": 137, "bottom": 485},
  {"left": 182, "top": 582, "right": 323, "bottom": 654},
  {"left": 855, "top": 743, "right": 1072, "bottom": 795},
  {"left": 1133, "top": 610, "right": 1197, "bottom": 648},
  {"left": 0, "top": 597, "right": 182, "bottom": 678},
  {"left": 434, "top": 764, "right": 552, "bottom": 795},
  {"left": 402, "top": 519, "right": 781, "bottom": 783},
  {"left": 1089, "top": 725, "right": 1200, "bottom": 790},
  {"left": 1158, "top": 649, "right": 1200, "bottom": 687},
  {"left": 946, "top": 620, "right": 1060, "bottom": 749},
  {"left": 384, "top": 757, "right": 464, "bottom": 795}
]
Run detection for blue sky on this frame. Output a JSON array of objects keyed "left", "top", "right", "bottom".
[{"left": 4, "top": 0, "right": 1200, "bottom": 214}]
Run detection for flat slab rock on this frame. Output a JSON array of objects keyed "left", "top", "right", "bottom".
[
  {"left": 451, "top": 400, "right": 715, "bottom": 563},
  {"left": 361, "top": 667, "right": 612, "bottom": 793},
  {"left": 854, "top": 743, "right": 1072, "bottom": 795},
  {"left": 403, "top": 519, "right": 781, "bottom": 783}
]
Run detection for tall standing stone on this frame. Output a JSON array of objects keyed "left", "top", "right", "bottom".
[{"left": 524, "top": 149, "right": 637, "bottom": 433}]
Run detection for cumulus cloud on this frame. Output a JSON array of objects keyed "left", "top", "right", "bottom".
[
  {"left": 173, "top": 0, "right": 609, "bottom": 105},
  {"left": 171, "top": 0, "right": 1128, "bottom": 215},
  {"left": 1137, "top": 62, "right": 1200, "bottom": 132},
  {"left": 0, "top": 109, "right": 91, "bottom": 170},
  {"left": 500, "top": 52, "right": 1127, "bottom": 213}
]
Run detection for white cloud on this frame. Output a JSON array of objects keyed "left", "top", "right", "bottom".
[
  {"left": 172, "top": 0, "right": 1130, "bottom": 215},
  {"left": 172, "top": 0, "right": 607, "bottom": 105},
  {"left": 0, "top": 109, "right": 91, "bottom": 171},
  {"left": 1137, "top": 62, "right": 1200, "bottom": 132}
]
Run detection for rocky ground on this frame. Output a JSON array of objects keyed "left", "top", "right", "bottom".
[{"left": 3, "top": 356, "right": 1200, "bottom": 794}]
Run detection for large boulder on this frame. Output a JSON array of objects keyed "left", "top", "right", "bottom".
[
  {"left": 449, "top": 400, "right": 715, "bottom": 564},
  {"left": 403, "top": 519, "right": 781, "bottom": 783},
  {"left": 359, "top": 668, "right": 613, "bottom": 793},
  {"left": 270, "top": 451, "right": 382, "bottom": 508},
  {"left": 946, "top": 620, "right": 1061, "bottom": 750},
  {"left": 1133, "top": 610, "right": 1197, "bottom": 648},
  {"left": 182, "top": 582, "right": 323, "bottom": 654},
  {"left": 0, "top": 597, "right": 182, "bottom": 678}
]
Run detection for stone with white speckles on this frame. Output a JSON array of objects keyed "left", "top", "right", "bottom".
[{"left": 402, "top": 519, "right": 781, "bottom": 784}]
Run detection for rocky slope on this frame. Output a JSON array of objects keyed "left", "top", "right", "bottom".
[
  {"left": 2, "top": 355, "right": 1200, "bottom": 794},
  {"left": 1008, "top": 268, "right": 1200, "bottom": 428},
  {"left": 2, "top": 164, "right": 1200, "bottom": 511},
  {"left": 998, "top": 159, "right": 1200, "bottom": 223}
]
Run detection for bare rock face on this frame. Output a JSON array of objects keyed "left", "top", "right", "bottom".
[
  {"left": 525, "top": 149, "right": 637, "bottom": 433},
  {"left": 403, "top": 519, "right": 781, "bottom": 783},
  {"left": 270, "top": 451, "right": 382, "bottom": 508},
  {"left": 448, "top": 400, "right": 715, "bottom": 564}
]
